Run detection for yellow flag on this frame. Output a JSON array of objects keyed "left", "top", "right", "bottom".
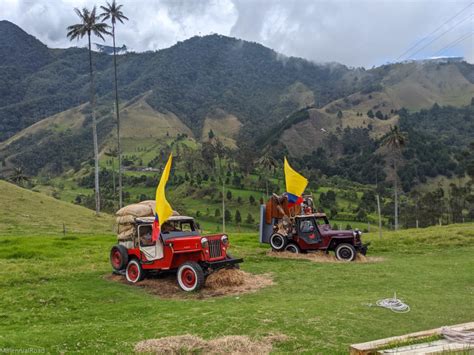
[
  {"left": 154, "top": 153, "right": 173, "bottom": 228},
  {"left": 284, "top": 157, "right": 308, "bottom": 202}
]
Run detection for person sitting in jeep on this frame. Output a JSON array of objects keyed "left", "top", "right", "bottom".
[
  {"left": 161, "top": 222, "right": 177, "bottom": 233},
  {"left": 139, "top": 226, "right": 154, "bottom": 246}
]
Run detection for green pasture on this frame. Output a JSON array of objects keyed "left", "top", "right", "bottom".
[{"left": 0, "top": 223, "right": 473, "bottom": 353}]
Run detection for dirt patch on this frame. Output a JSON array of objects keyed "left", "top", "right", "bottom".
[
  {"left": 106, "top": 269, "right": 273, "bottom": 299},
  {"left": 267, "top": 250, "right": 384, "bottom": 263},
  {"left": 135, "top": 334, "right": 288, "bottom": 354}
]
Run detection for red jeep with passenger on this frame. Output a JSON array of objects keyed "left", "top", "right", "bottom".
[
  {"left": 110, "top": 215, "right": 242, "bottom": 291},
  {"left": 260, "top": 194, "right": 369, "bottom": 261}
]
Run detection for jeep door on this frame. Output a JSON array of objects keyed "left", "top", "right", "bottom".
[
  {"left": 138, "top": 224, "right": 164, "bottom": 261},
  {"left": 298, "top": 217, "right": 322, "bottom": 245}
]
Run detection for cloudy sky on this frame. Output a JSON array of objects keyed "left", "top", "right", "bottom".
[{"left": 1, "top": 0, "right": 473, "bottom": 67}]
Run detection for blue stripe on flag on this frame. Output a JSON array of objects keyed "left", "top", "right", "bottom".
[{"left": 286, "top": 192, "right": 299, "bottom": 203}]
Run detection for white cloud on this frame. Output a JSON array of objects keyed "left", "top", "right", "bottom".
[{"left": 1, "top": 0, "right": 472, "bottom": 67}]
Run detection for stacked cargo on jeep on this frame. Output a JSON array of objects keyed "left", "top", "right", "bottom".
[{"left": 111, "top": 202, "right": 242, "bottom": 291}]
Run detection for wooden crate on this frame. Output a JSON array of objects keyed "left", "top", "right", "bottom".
[{"left": 350, "top": 322, "right": 474, "bottom": 354}]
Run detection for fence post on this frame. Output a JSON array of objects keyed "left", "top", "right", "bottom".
[{"left": 376, "top": 194, "right": 382, "bottom": 239}]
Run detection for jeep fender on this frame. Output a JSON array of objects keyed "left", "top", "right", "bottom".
[{"left": 327, "top": 237, "right": 354, "bottom": 251}]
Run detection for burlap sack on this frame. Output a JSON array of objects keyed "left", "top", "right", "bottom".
[
  {"left": 118, "top": 223, "right": 134, "bottom": 234},
  {"left": 116, "top": 215, "right": 135, "bottom": 225},
  {"left": 116, "top": 203, "right": 153, "bottom": 217},
  {"left": 118, "top": 230, "right": 134, "bottom": 241},
  {"left": 139, "top": 200, "right": 156, "bottom": 215}
]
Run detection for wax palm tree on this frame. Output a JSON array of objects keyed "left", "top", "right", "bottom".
[
  {"left": 100, "top": 1, "right": 128, "bottom": 209},
  {"left": 104, "top": 147, "right": 118, "bottom": 199},
  {"left": 382, "top": 125, "right": 407, "bottom": 230},
  {"left": 257, "top": 153, "right": 278, "bottom": 197},
  {"left": 67, "top": 7, "right": 110, "bottom": 215}
]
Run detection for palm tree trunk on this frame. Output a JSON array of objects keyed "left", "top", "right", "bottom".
[
  {"left": 88, "top": 33, "right": 100, "bottom": 215},
  {"left": 376, "top": 193, "right": 382, "bottom": 238},
  {"left": 112, "top": 157, "right": 116, "bottom": 195},
  {"left": 394, "top": 159, "right": 398, "bottom": 230},
  {"left": 112, "top": 25, "right": 123, "bottom": 209}
]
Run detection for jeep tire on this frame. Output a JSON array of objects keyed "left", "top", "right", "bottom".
[
  {"left": 110, "top": 245, "right": 128, "bottom": 271},
  {"left": 285, "top": 243, "right": 300, "bottom": 254},
  {"left": 270, "top": 233, "right": 287, "bottom": 251},
  {"left": 177, "top": 261, "right": 205, "bottom": 292},
  {"left": 335, "top": 243, "right": 356, "bottom": 261},
  {"left": 125, "top": 259, "right": 145, "bottom": 283}
]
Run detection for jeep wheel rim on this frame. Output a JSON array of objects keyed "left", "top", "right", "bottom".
[
  {"left": 127, "top": 263, "right": 139, "bottom": 282},
  {"left": 286, "top": 245, "right": 298, "bottom": 253},
  {"left": 271, "top": 235, "right": 284, "bottom": 249},
  {"left": 338, "top": 247, "right": 353, "bottom": 260},
  {"left": 181, "top": 268, "right": 196, "bottom": 288}
]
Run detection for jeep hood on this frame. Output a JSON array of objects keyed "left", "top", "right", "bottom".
[{"left": 319, "top": 225, "right": 354, "bottom": 237}]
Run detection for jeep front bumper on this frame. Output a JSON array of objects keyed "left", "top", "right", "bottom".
[
  {"left": 357, "top": 242, "right": 370, "bottom": 255},
  {"left": 203, "top": 257, "right": 243, "bottom": 270}
]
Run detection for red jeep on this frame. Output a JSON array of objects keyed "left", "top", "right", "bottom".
[
  {"left": 110, "top": 215, "right": 242, "bottom": 291},
  {"left": 260, "top": 203, "right": 369, "bottom": 261}
]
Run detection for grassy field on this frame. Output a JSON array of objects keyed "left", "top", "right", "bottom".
[
  {"left": 0, "top": 221, "right": 473, "bottom": 353},
  {"left": 0, "top": 180, "right": 114, "bottom": 235}
]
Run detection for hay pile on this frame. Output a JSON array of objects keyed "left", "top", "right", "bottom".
[
  {"left": 267, "top": 250, "right": 383, "bottom": 263},
  {"left": 206, "top": 268, "right": 245, "bottom": 288},
  {"left": 115, "top": 200, "right": 155, "bottom": 241},
  {"left": 106, "top": 268, "right": 273, "bottom": 299},
  {"left": 134, "top": 334, "right": 288, "bottom": 354}
]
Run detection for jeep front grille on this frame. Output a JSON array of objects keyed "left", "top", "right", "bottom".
[{"left": 208, "top": 239, "right": 222, "bottom": 258}]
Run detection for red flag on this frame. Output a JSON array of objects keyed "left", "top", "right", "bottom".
[{"left": 152, "top": 213, "right": 160, "bottom": 241}]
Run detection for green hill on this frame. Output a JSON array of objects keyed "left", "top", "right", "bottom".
[
  {"left": 0, "top": 21, "right": 472, "bottom": 227},
  {"left": 0, "top": 20, "right": 360, "bottom": 142},
  {"left": 274, "top": 61, "right": 474, "bottom": 158},
  {"left": 0, "top": 180, "right": 114, "bottom": 235},
  {"left": 1, "top": 20, "right": 473, "bottom": 181}
]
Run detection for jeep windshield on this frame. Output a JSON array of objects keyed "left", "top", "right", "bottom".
[
  {"left": 161, "top": 219, "right": 200, "bottom": 239},
  {"left": 315, "top": 216, "right": 331, "bottom": 231}
]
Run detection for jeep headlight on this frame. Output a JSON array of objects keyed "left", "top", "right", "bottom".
[
  {"left": 221, "top": 235, "right": 229, "bottom": 245},
  {"left": 201, "top": 237, "right": 209, "bottom": 248}
]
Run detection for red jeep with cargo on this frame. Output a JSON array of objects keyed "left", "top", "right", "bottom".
[{"left": 110, "top": 215, "right": 242, "bottom": 291}]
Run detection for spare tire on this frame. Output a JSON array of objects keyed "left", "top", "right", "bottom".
[
  {"left": 110, "top": 245, "right": 129, "bottom": 271},
  {"left": 270, "top": 233, "right": 287, "bottom": 251}
]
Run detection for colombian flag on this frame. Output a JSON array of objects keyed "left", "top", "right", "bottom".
[
  {"left": 152, "top": 154, "right": 174, "bottom": 241},
  {"left": 284, "top": 157, "right": 308, "bottom": 207}
]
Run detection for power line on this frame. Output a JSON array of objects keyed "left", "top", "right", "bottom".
[
  {"left": 407, "top": 13, "right": 472, "bottom": 60},
  {"left": 396, "top": 2, "right": 473, "bottom": 61},
  {"left": 433, "top": 31, "right": 473, "bottom": 57}
]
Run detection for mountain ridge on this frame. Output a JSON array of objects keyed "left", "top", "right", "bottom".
[
  {"left": 1, "top": 21, "right": 473, "bottom": 186},
  {"left": 0, "top": 20, "right": 363, "bottom": 142}
]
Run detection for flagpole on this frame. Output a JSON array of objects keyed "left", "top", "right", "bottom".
[{"left": 222, "top": 179, "right": 226, "bottom": 233}]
